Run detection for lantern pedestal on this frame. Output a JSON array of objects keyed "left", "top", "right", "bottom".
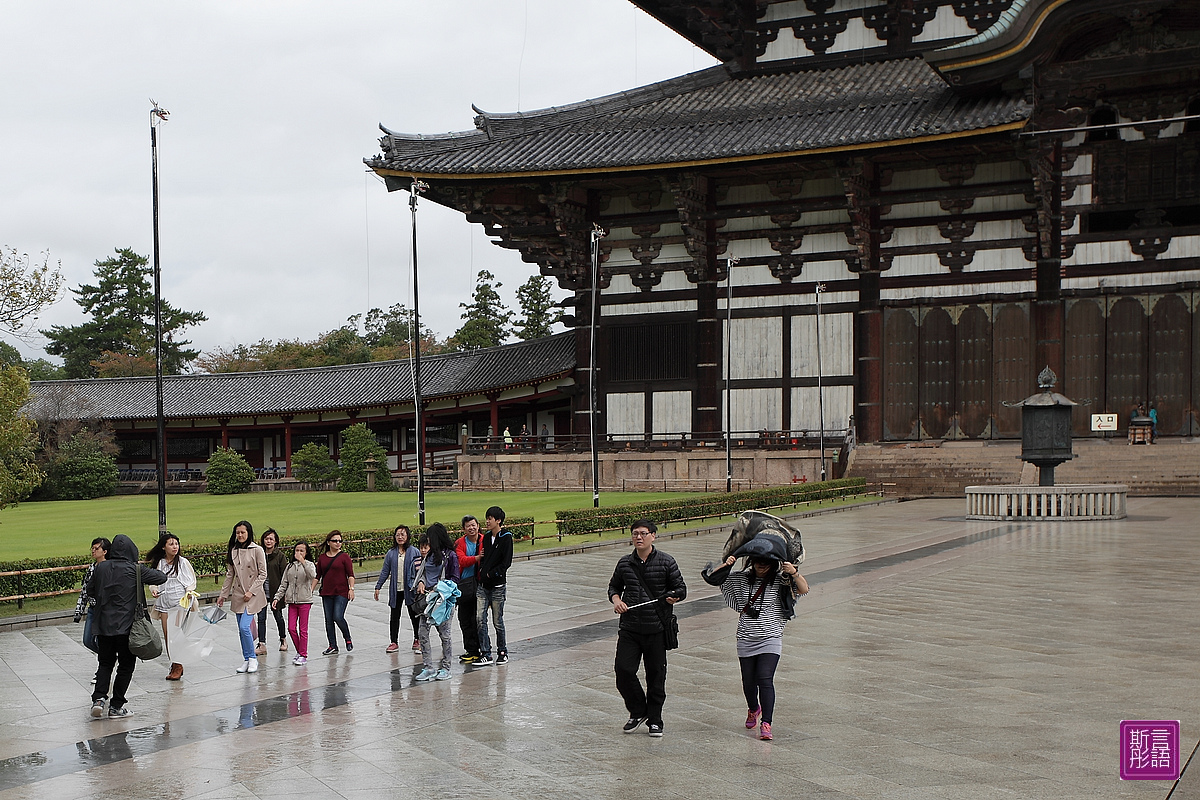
[{"left": 966, "top": 484, "right": 1128, "bottom": 520}]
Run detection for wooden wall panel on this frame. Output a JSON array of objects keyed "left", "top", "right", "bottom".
[
  {"left": 1106, "top": 296, "right": 1148, "bottom": 424},
  {"left": 651, "top": 391, "right": 692, "bottom": 436},
  {"left": 992, "top": 302, "right": 1031, "bottom": 437},
  {"left": 956, "top": 305, "right": 993, "bottom": 438},
  {"left": 1149, "top": 294, "right": 1191, "bottom": 436},
  {"left": 606, "top": 392, "right": 645, "bottom": 436},
  {"left": 1065, "top": 299, "right": 1105, "bottom": 436},
  {"left": 919, "top": 307, "right": 956, "bottom": 439},
  {"left": 883, "top": 308, "right": 918, "bottom": 440}
]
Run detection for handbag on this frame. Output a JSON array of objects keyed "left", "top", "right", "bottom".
[
  {"left": 631, "top": 560, "right": 680, "bottom": 650},
  {"left": 128, "top": 563, "right": 164, "bottom": 661}
]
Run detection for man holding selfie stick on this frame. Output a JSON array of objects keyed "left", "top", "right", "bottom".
[{"left": 608, "top": 518, "right": 687, "bottom": 738}]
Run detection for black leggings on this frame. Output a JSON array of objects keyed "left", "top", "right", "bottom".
[
  {"left": 739, "top": 653, "right": 781, "bottom": 723},
  {"left": 258, "top": 602, "right": 286, "bottom": 643},
  {"left": 390, "top": 602, "right": 421, "bottom": 643}
]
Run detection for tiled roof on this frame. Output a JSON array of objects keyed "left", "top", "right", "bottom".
[
  {"left": 369, "top": 59, "right": 1029, "bottom": 176},
  {"left": 27, "top": 334, "right": 575, "bottom": 421}
]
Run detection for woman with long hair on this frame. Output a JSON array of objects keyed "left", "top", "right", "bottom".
[
  {"left": 374, "top": 525, "right": 420, "bottom": 653},
  {"left": 413, "top": 523, "right": 460, "bottom": 682},
  {"left": 257, "top": 528, "right": 289, "bottom": 654},
  {"left": 217, "top": 521, "right": 268, "bottom": 674},
  {"left": 272, "top": 542, "right": 317, "bottom": 665},
  {"left": 146, "top": 533, "right": 196, "bottom": 681},
  {"left": 316, "top": 530, "right": 355, "bottom": 655},
  {"left": 712, "top": 553, "right": 808, "bottom": 741}
]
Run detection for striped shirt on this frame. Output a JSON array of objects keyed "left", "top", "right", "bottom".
[{"left": 720, "top": 570, "right": 794, "bottom": 644}]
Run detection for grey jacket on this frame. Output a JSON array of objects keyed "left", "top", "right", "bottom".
[
  {"left": 273, "top": 559, "right": 317, "bottom": 605},
  {"left": 85, "top": 535, "right": 167, "bottom": 637}
]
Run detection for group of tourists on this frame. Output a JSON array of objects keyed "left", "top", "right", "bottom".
[{"left": 76, "top": 508, "right": 808, "bottom": 742}]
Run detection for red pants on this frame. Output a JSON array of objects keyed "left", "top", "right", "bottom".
[{"left": 288, "top": 603, "right": 311, "bottom": 657}]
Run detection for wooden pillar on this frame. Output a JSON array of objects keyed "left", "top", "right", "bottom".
[
  {"left": 856, "top": 271, "right": 884, "bottom": 442},
  {"left": 1032, "top": 137, "right": 1064, "bottom": 378},
  {"left": 220, "top": 419, "right": 229, "bottom": 449},
  {"left": 487, "top": 392, "right": 500, "bottom": 436},
  {"left": 282, "top": 416, "right": 293, "bottom": 478},
  {"left": 695, "top": 279, "right": 721, "bottom": 433}
]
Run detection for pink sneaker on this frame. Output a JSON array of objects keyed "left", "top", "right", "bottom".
[
  {"left": 759, "top": 722, "right": 772, "bottom": 741},
  {"left": 745, "top": 707, "right": 761, "bottom": 729},
  {"left": 385, "top": 643, "right": 399, "bottom": 653}
]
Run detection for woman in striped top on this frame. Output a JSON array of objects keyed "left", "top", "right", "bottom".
[{"left": 718, "top": 554, "right": 809, "bottom": 741}]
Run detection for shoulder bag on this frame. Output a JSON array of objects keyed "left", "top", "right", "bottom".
[
  {"left": 128, "top": 563, "right": 164, "bottom": 660},
  {"left": 631, "top": 559, "right": 680, "bottom": 650}
]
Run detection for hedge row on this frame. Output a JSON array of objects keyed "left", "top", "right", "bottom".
[
  {"left": 0, "top": 517, "right": 535, "bottom": 601},
  {"left": 555, "top": 478, "right": 868, "bottom": 536}
]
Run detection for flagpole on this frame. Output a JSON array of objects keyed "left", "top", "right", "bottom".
[
  {"left": 409, "top": 179, "right": 429, "bottom": 524},
  {"left": 589, "top": 224, "right": 606, "bottom": 508},
  {"left": 150, "top": 100, "right": 169, "bottom": 534}
]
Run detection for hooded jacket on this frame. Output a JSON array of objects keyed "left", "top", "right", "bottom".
[{"left": 85, "top": 534, "right": 167, "bottom": 637}]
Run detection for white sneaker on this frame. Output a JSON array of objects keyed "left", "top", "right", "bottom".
[
  {"left": 247, "top": 659, "right": 259, "bottom": 674},
  {"left": 236, "top": 660, "right": 250, "bottom": 673},
  {"left": 295, "top": 656, "right": 307, "bottom": 666},
  {"left": 292, "top": 656, "right": 300, "bottom": 666}
]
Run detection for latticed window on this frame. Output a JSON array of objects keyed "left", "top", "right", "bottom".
[{"left": 608, "top": 321, "right": 694, "bottom": 382}]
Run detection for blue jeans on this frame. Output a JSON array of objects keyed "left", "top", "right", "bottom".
[
  {"left": 322, "top": 594, "right": 351, "bottom": 648},
  {"left": 82, "top": 607, "right": 98, "bottom": 653},
  {"left": 235, "top": 612, "right": 256, "bottom": 660},
  {"left": 476, "top": 584, "right": 507, "bottom": 657}
]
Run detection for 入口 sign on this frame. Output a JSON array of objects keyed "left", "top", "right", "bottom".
[{"left": 1092, "top": 414, "right": 1118, "bottom": 431}]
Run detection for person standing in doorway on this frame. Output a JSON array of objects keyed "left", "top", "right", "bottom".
[
  {"left": 87, "top": 534, "right": 167, "bottom": 718},
  {"left": 216, "top": 521, "right": 268, "bottom": 674},
  {"left": 316, "top": 530, "right": 355, "bottom": 655},
  {"left": 454, "top": 515, "right": 482, "bottom": 663},
  {"left": 608, "top": 519, "right": 687, "bottom": 738},
  {"left": 474, "top": 506, "right": 513, "bottom": 666}
]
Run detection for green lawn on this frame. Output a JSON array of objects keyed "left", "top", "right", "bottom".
[{"left": 0, "top": 490, "right": 705, "bottom": 561}]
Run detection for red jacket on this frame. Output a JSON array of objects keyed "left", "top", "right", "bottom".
[{"left": 455, "top": 535, "right": 482, "bottom": 581}]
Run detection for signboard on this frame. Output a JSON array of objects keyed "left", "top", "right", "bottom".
[{"left": 1092, "top": 414, "right": 1118, "bottom": 431}]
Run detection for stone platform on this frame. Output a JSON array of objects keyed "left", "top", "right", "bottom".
[
  {"left": 0, "top": 498, "right": 1196, "bottom": 799},
  {"left": 966, "top": 484, "right": 1128, "bottom": 520}
]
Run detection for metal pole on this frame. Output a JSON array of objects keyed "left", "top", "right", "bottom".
[
  {"left": 409, "top": 179, "right": 429, "bottom": 524},
  {"left": 725, "top": 257, "right": 738, "bottom": 493},
  {"left": 815, "top": 282, "right": 827, "bottom": 482},
  {"left": 150, "top": 101, "right": 169, "bottom": 534},
  {"left": 589, "top": 224, "right": 606, "bottom": 508}
]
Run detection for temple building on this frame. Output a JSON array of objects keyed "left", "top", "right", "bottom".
[{"left": 369, "top": 0, "right": 1200, "bottom": 445}]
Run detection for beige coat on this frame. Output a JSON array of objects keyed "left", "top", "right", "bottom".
[
  {"left": 219, "top": 543, "right": 268, "bottom": 614},
  {"left": 273, "top": 559, "right": 317, "bottom": 605}
]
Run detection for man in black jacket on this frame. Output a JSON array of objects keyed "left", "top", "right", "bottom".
[
  {"left": 474, "top": 505, "right": 514, "bottom": 666},
  {"left": 86, "top": 534, "right": 167, "bottom": 719},
  {"left": 608, "top": 518, "right": 687, "bottom": 738}
]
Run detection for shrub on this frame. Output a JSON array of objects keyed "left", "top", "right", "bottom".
[
  {"left": 206, "top": 447, "right": 255, "bottom": 494},
  {"left": 337, "top": 423, "right": 396, "bottom": 492},
  {"left": 41, "top": 434, "right": 119, "bottom": 500},
  {"left": 291, "top": 441, "right": 340, "bottom": 485},
  {"left": 555, "top": 478, "right": 868, "bottom": 536}
]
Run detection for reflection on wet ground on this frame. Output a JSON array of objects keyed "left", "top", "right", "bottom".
[{"left": 0, "top": 499, "right": 1196, "bottom": 799}]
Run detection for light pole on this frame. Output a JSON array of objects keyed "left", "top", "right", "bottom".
[
  {"left": 409, "top": 179, "right": 429, "bottom": 524},
  {"left": 589, "top": 223, "right": 606, "bottom": 508},
  {"left": 815, "top": 282, "right": 827, "bottom": 482},
  {"left": 149, "top": 100, "right": 169, "bottom": 534},
  {"left": 725, "top": 256, "right": 738, "bottom": 493}
]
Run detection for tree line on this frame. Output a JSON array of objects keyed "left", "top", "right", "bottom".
[{"left": 29, "top": 249, "right": 562, "bottom": 379}]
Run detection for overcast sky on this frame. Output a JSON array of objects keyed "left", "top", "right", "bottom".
[{"left": 1, "top": 1, "right": 715, "bottom": 365}]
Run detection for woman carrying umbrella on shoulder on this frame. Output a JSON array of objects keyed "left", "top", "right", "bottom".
[{"left": 703, "top": 531, "right": 808, "bottom": 741}]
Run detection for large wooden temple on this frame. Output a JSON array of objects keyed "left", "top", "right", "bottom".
[{"left": 369, "top": 0, "right": 1200, "bottom": 444}]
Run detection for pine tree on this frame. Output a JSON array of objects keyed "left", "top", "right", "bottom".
[
  {"left": 41, "top": 248, "right": 207, "bottom": 378},
  {"left": 452, "top": 270, "right": 511, "bottom": 350},
  {"left": 513, "top": 274, "right": 561, "bottom": 340}
]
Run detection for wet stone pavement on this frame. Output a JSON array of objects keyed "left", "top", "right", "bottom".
[{"left": 0, "top": 498, "right": 1196, "bottom": 800}]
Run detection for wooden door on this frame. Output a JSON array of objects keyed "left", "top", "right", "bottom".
[
  {"left": 883, "top": 308, "right": 918, "bottom": 440},
  {"left": 919, "top": 307, "right": 956, "bottom": 440},
  {"left": 993, "top": 302, "right": 1031, "bottom": 437},
  {"left": 957, "top": 304, "right": 992, "bottom": 438},
  {"left": 1065, "top": 299, "right": 1105, "bottom": 436},
  {"left": 1106, "top": 296, "right": 1148, "bottom": 428},
  {"left": 1149, "top": 293, "right": 1191, "bottom": 436}
]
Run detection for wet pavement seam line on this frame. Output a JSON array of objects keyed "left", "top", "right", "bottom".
[{"left": 0, "top": 521, "right": 1025, "bottom": 791}]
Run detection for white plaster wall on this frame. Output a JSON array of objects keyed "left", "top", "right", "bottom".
[
  {"left": 1064, "top": 268, "right": 1200, "bottom": 292},
  {"left": 792, "top": 311, "right": 853, "bottom": 377},
  {"left": 791, "top": 385, "right": 854, "bottom": 431},
  {"left": 725, "top": 317, "right": 783, "bottom": 379},
  {"left": 653, "top": 391, "right": 692, "bottom": 435},
  {"left": 722, "top": 388, "right": 783, "bottom": 432},
  {"left": 607, "top": 392, "right": 645, "bottom": 436},
  {"left": 882, "top": 280, "right": 1036, "bottom": 302},
  {"left": 913, "top": 4, "right": 974, "bottom": 42}
]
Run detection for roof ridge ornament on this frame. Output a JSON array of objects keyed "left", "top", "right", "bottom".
[
  {"left": 1037, "top": 365, "right": 1057, "bottom": 390},
  {"left": 472, "top": 104, "right": 494, "bottom": 140}
]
